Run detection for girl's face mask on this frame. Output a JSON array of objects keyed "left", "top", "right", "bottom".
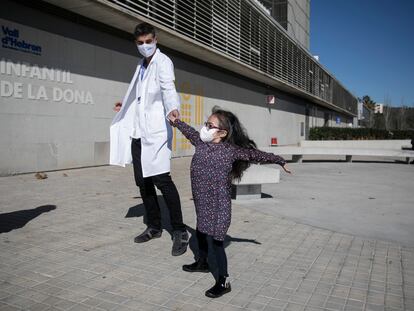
[{"left": 199, "top": 126, "right": 218, "bottom": 142}]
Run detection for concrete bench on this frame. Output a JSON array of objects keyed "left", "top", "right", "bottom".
[
  {"left": 231, "top": 164, "right": 280, "bottom": 200},
  {"left": 263, "top": 146, "right": 414, "bottom": 164},
  {"left": 300, "top": 139, "right": 411, "bottom": 149}
]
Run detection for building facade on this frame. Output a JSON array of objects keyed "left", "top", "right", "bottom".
[
  {"left": 258, "top": 0, "right": 310, "bottom": 50},
  {"left": 0, "top": 0, "right": 357, "bottom": 175}
]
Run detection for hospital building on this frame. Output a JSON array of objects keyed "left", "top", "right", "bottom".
[{"left": 0, "top": 0, "right": 357, "bottom": 175}]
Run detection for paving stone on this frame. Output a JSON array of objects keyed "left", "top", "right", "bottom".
[
  {"left": 0, "top": 161, "right": 413, "bottom": 311},
  {"left": 0, "top": 303, "right": 21, "bottom": 311}
]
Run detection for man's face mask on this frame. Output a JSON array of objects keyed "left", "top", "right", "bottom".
[{"left": 136, "top": 36, "right": 157, "bottom": 58}]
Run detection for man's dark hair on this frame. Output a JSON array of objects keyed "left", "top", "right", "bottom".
[{"left": 134, "top": 23, "right": 156, "bottom": 39}]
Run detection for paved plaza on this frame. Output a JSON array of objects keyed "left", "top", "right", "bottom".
[{"left": 0, "top": 158, "right": 413, "bottom": 311}]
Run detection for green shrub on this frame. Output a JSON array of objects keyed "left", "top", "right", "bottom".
[{"left": 309, "top": 127, "right": 414, "bottom": 140}]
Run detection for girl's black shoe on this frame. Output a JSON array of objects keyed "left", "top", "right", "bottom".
[
  {"left": 182, "top": 258, "right": 209, "bottom": 273},
  {"left": 205, "top": 276, "right": 231, "bottom": 298}
]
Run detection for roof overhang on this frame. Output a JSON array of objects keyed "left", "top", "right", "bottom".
[{"left": 42, "top": 0, "right": 357, "bottom": 117}]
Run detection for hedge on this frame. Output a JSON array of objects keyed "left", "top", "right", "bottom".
[{"left": 309, "top": 127, "right": 414, "bottom": 140}]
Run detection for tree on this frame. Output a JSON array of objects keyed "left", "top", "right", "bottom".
[
  {"left": 360, "top": 95, "right": 375, "bottom": 128},
  {"left": 396, "top": 98, "right": 407, "bottom": 130},
  {"left": 382, "top": 94, "right": 392, "bottom": 131},
  {"left": 406, "top": 106, "right": 414, "bottom": 130},
  {"left": 361, "top": 95, "right": 376, "bottom": 110}
]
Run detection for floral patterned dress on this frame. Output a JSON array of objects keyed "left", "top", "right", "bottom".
[{"left": 173, "top": 119, "right": 286, "bottom": 241}]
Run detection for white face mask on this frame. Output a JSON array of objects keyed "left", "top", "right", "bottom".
[
  {"left": 200, "top": 126, "right": 218, "bottom": 142},
  {"left": 137, "top": 42, "right": 157, "bottom": 58}
]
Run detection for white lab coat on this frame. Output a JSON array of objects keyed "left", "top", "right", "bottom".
[{"left": 110, "top": 49, "right": 180, "bottom": 177}]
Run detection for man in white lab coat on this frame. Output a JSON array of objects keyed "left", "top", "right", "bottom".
[{"left": 110, "top": 23, "right": 188, "bottom": 256}]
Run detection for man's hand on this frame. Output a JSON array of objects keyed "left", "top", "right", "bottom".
[
  {"left": 113, "top": 102, "right": 122, "bottom": 112},
  {"left": 168, "top": 109, "right": 180, "bottom": 122}
]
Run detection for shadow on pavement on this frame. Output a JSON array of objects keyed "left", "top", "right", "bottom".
[
  {"left": 125, "top": 196, "right": 261, "bottom": 279},
  {"left": 0, "top": 205, "right": 56, "bottom": 234},
  {"left": 125, "top": 195, "right": 178, "bottom": 234}
]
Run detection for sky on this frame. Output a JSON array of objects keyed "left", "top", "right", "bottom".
[{"left": 310, "top": 0, "right": 414, "bottom": 106}]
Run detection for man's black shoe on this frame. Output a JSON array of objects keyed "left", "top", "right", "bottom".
[
  {"left": 134, "top": 227, "right": 162, "bottom": 243},
  {"left": 182, "top": 258, "right": 209, "bottom": 273},
  {"left": 172, "top": 230, "right": 189, "bottom": 256}
]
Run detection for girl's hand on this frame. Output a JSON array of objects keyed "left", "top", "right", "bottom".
[{"left": 282, "top": 164, "right": 292, "bottom": 174}]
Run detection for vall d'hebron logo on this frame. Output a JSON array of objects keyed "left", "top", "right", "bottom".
[{"left": 2, "top": 25, "right": 42, "bottom": 55}]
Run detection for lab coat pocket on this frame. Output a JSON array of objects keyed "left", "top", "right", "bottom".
[
  {"left": 145, "top": 111, "right": 166, "bottom": 134},
  {"left": 147, "top": 68, "right": 159, "bottom": 94},
  {"left": 147, "top": 79, "right": 160, "bottom": 94}
]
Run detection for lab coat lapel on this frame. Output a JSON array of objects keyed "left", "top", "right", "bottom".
[
  {"left": 139, "top": 49, "right": 160, "bottom": 110},
  {"left": 111, "top": 60, "right": 143, "bottom": 125}
]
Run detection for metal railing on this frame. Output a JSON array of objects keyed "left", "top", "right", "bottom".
[{"left": 106, "top": 0, "right": 357, "bottom": 115}]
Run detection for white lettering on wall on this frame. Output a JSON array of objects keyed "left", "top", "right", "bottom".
[
  {"left": 1, "top": 80, "right": 23, "bottom": 98},
  {"left": 0, "top": 58, "right": 93, "bottom": 104},
  {"left": 27, "top": 84, "right": 48, "bottom": 100},
  {"left": 0, "top": 59, "right": 73, "bottom": 83},
  {"left": 52, "top": 88, "right": 94, "bottom": 105}
]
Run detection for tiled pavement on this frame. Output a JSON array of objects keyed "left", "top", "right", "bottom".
[{"left": 0, "top": 158, "right": 413, "bottom": 311}]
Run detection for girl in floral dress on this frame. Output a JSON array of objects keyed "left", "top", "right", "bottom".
[{"left": 170, "top": 107, "right": 291, "bottom": 298}]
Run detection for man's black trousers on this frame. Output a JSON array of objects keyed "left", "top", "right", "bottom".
[{"left": 131, "top": 138, "right": 186, "bottom": 232}]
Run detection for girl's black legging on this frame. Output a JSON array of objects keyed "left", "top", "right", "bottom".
[{"left": 196, "top": 229, "right": 228, "bottom": 277}]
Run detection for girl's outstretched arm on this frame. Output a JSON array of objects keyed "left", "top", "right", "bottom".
[
  {"left": 233, "top": 146, "right": 287, "bottom": 167},
  {"left": 171, "top": 119, "right": 203, "bottom": 146}
]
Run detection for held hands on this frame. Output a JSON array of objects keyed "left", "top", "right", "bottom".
[
  {"left": 282, "top": 164, "right": 292, "bottom": 174},
  {"left": 167, "top": 109, "right": 180, "bottom": 123},
  {"left": 113, "top": 103, "right": 180, "bottom": 120}
]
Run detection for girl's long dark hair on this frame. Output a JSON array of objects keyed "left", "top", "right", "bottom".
[{"left": 212, "top": 106, "right": 257, "bottom": 181}]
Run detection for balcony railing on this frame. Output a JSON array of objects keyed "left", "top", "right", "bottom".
[{"left": 107, "top": 0, "right": 357, "bottom": 115}]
